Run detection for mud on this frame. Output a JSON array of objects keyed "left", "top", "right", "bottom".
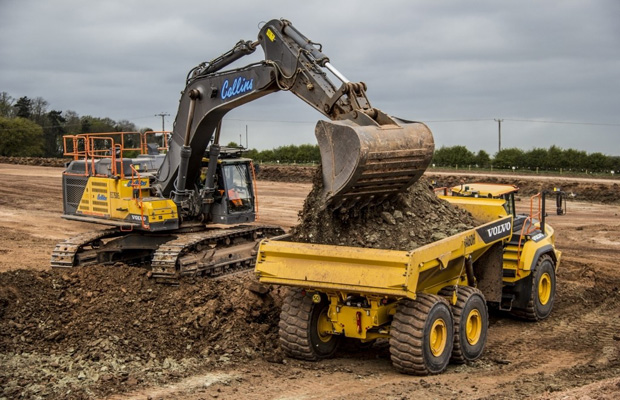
[
  {"left": 429, "top": 173, "right": 620, "bottom": 204},
  {"left": 255, "top": 164, "right": 620, "bottom": 205},
  {"left": 0, "top": 267, "right": 282, "bottom": 399},
  {"left": 1, "top": 158, "right": 618, "bottom": 204},
  {"left": 0, "top": 162, "right": 619, "bottom": 399},
  {"left": 0, "top": 156, "right": 70, "bottom": 168},
  {"left": 292, "top": 171, "right": 476, "bottom": 250}
]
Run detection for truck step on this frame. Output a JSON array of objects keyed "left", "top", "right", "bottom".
[
  {"left": 499, "top": 293, "right": 515, "bottom": 311},
  {"left": 502, "top": 268, "right": 517, "bottom": 278},
  {"left": 503, "top": 252, "right": 518, "bottom": 262}
]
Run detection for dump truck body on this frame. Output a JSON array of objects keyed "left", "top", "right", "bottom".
[
  {"left": 257, "top": 216, "right": 513, "bottom": 301},
  {"left": 255, "top": 184, "right": 561, "bottom": 375}
]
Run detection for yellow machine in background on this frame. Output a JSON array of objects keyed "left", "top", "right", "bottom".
[{"left": 255, "top": 183, "right": 561, "bottom": 375}]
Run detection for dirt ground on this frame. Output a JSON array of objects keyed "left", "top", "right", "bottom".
[{"left": 0, "top": 163, "right": 619, "bottom": 399}]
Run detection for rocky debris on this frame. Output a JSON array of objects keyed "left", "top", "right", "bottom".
[
  {"left": 0, "top": 156, "right": 70, "bottom": 167},
  {"left": 0, "top": 266, "right": 284, "bottom": 399},
  {"left": 291, "top": 170, "right": 477, "bottom": 250},
  {"left": 256, "top": 164, "right": 316, "bottom": 182}
]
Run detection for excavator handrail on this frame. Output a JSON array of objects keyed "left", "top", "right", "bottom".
[
  {"left": 141, "top": 130, "right": 170, "bottom": 154},
  {"left": 130, "top": 165, "right": 149, "bottom": 230},
  {"left": 88, "top": 137, "right": 119, "bottom": 177},
  {"left": 63, "top": 131, "right": 171, "bottom": 160}
]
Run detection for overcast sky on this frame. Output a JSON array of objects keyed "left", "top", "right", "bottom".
[{"left": 1, "top": 0, "right": 619, "bottom": 155}]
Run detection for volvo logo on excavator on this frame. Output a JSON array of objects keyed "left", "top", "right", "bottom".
[{"left": 221, "top": 76, "right": 254, "bottom": 100}]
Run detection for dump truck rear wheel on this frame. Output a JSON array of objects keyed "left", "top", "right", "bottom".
[
  {"left": 516, "top": 254, "right": 556, "bottom": 321},
  {"left": 439, "top": 286, "right": 488, "bottom": 364},
  {"left": 279, "top": 290, "right": 340, "bottom": 361},
  {"left": 389, "top": 294, "right": 454, "bottom": 375}
]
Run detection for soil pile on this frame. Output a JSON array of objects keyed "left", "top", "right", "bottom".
[
  {"left": 291, "top": 171, "right": 477, "bottom": 249},
  {"left": 256, "top": 164, "right": 315, "bottom": 182},
  {"left": 428, "top": 173, "right": 620, "bottom": 204},
  {"left": 0, "top": 156, "right": 69, "bottom": 167},
  {"left": 0, "top": 266, "right": 283, "bottom": 399}
]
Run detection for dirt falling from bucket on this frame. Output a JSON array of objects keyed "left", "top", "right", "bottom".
[{"left": 291, "top": 168, "right": 477, "bottom": 250}]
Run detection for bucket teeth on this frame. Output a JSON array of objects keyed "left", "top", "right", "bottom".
[{"left": 316, "top": 115, "right": 434, "bottom": 210}]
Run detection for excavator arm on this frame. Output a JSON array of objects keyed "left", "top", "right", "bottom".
[{"left": 154, "top": 18, "right": 434, "bottom": 216}]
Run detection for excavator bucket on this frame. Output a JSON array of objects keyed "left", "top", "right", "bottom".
[{"left": 316, "top": 116, "right": 434, "bottom": 210}]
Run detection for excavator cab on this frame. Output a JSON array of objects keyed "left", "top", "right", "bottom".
[{"left": 209, "top": 157, "right": 256, "bottom": 224}]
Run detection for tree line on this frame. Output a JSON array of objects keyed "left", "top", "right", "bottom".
[
  {"left": 432, "top": 145, "right": 620, "bottom": 173},
  {"left": 0, "top": 92, "right": 143, "bottom": 157},
  {"left": 239, "top": 143, "right": 320, "bottom": 164},
  {"left": 2, "top": 91, "right": 618, "bottom": 173}
]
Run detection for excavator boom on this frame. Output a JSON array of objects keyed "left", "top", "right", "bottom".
[{"left": 156, "top": 18, "right": 434, "bottom": 213}]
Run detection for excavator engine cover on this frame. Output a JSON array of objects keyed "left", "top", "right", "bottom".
[{"left": 316, "top": 117, "right": 434, "bottom": 210}]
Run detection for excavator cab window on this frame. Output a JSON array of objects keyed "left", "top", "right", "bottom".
[{"left": 222, "top": 163, "right": 253, "bottom": 212}]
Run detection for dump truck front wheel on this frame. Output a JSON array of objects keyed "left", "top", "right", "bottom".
[
  {"left": 389, "top": 294, "right": 454, "bottom": 375},
  {"left": 527, "top": 255, "right": 556, "bottom": 320},
  {"left": 440, "top": 286, "right": 488, "bottom": 363},
  {"left": 511, "top": 254, "right": 556, "bottom": 321},
  {"left": 279, "top": 290, "right": 340, "bottom": 361}
]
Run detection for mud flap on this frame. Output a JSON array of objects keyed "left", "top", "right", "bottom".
[{"left": 316, "top": 114, "right": 434, "bottom": 210}]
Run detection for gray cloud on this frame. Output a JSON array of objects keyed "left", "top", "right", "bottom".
[{"left": 1, "top": 0, "right": 618, "bottom": 155}]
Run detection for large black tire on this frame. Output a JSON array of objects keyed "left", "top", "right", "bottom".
[
  {"left": 439, "top": 286, "right": 488, "bottom": 364},
  {"left": 279, "top": 290, "right": 341, "bottom": 360},
  {"left": 389, "top": 294, "right": 454, "bottom": 375},
  {"left": 512, "top": 254, "right": 556, "bottom": 321}
]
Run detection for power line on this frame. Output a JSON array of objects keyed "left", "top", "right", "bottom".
[
  {"left": 154, "top": 112, "right": 170, "bottom": 131},
  {"left": 424, "top": 118, "right": 620, "bottom": 126},
  {"left": 225, "top": 117, "right": 316, "bottom": 124},
  {"left": 423, "top": 118, "right": 494, "bottom": 123},
  {"left": 1, "top": 115, "right": 619, "bottom": 132},
  {"left": 503, "top": 118, "right": 620, "bottom": 127}
]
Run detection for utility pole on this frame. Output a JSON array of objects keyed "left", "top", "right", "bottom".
[
  {"left": 494, "top": 118, "right": 503, "bottom": 152},
  {"left": 155, "top": 112, "right": 170, "bottom": 132}
]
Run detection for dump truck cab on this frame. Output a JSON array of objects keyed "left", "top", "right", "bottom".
[
  {"left": 436, "top": 182, "right": 518, "bottom": 222},
  {"left": 439, "top": 183, "right": 561, "bottom": 313}
]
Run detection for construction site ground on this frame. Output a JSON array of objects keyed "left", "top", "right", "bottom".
[{"left": 0, "top": 163, "right": 619, "bottom": 400}]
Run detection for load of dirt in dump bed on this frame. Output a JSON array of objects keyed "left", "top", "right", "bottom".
[
  {"left": 0, "top": 266, "right": 283, "bottom": 399},
  {"left": 291, "top": 170, "right": 478, "bottom": 249}
]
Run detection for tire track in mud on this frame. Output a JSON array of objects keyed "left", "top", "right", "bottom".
[{"left": 0, "top": 163, "right": 619, "bottom": 399}]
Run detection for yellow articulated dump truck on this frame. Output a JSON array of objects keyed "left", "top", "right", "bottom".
[{"left": 255, "top": 183, "right": 561, "bottom": 375}]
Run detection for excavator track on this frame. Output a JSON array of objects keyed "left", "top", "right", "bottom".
[
  {"left": 50, "top": 228, "right": 124, "bottom": 268},
  {"left": 50, "top": 225, "right": 285, "bottom": 283},
  {"left": 151, "top": 225, "right": 285, "bottom": 283}
]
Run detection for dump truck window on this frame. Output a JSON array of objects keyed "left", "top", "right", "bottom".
[{"left": 503, "top": 193, "right": 515, "bottom": 216}]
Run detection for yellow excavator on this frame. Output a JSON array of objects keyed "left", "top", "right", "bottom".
[{"left": 51, "top": 18, "right": 434, "bottom": 282}]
